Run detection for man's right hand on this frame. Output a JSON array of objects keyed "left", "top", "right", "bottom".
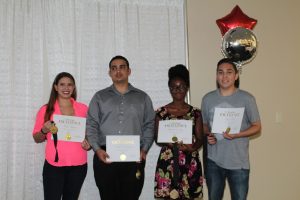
[
  {"left": 207, "top": 133, "right": 217, "bottom": 145},
  {"left": 96, "top": 149, "right": 111, "bottom": 164}
]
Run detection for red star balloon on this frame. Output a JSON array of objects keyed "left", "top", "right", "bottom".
[{"left": 216, "top": 5, "right": 257, "bottom": 36}]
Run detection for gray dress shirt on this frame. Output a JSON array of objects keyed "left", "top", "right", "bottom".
[{"left": 86, "top": 84, "right": 155, "bottom": 152}]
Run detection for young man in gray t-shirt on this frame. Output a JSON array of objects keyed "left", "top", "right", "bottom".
[{"left": 201, "top": 58, "right": 261, "bottom": 200}]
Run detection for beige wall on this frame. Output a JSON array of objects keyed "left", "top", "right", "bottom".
[{"left": 186, "top": 0, "right": 300, "bottom": 199}]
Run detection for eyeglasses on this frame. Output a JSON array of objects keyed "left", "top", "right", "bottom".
[{"left": 169, "top": 85, "right": 188, "bottom": 93}]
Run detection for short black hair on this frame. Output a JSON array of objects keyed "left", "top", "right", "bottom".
[
  {"left": 109, "top": 55, "right": 130, "bottom": 68},
  {"left": 168, "top": 64, "right": 190, "bottom": 87}
]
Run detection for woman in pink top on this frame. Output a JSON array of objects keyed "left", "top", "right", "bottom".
[{"left": 32, "top": 72, "right": 90, "bottom": 200}]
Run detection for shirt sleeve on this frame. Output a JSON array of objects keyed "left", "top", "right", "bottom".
[
  {"left": 200, "top": 97, "right": 209, "bottom": 124},
  {"left": 141, "top": 94, "right": 155, "bottom": 152},
  {"left": 32, "top": 106, "right": 46, "bottom": 135},
  {"left": 86, "top": 94, "right": 102, "bottom": 152},
  {"left": 245, "top": 95, "right": 260, "bottom": 123}
]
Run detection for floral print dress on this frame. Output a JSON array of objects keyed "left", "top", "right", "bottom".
[{"left": 154, "top": 106, "right": 203, "bottom": 199}]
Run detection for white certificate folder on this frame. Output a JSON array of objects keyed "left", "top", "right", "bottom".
[
  {"left": 53, "top": 115, "right": 86, "bottom": 142},
  {"left": 106, "top": 135, "right": 140, "bottom": 162},
  {"left": 157, "top": 120, "right": 193, "bottom": 144},
  {"left": 211, "top": 107, "right": 245, "bottom": 134}
]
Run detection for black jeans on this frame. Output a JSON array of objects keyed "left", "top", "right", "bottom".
[
  {"left": 93, "top": 153, "right": 145, "bottom": 200},
  {"left": 43, "top": 160, "right": 87, "bottom": 200}
]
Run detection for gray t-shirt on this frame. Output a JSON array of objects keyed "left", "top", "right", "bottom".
[
  {"left": 201, "top": 89, "right": 260, "bottom": 169},
  {"left": 86, "top": 84, "right": 155, "bottom": 153}
]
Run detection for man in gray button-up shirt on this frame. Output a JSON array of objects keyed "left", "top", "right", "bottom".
[{"left": 86, "top": 55, "right": 155, "bottom": 200}]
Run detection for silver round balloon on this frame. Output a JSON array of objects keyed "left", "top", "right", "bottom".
[{"left": 221, "top": 27, "right": 258, "bottom": 68}]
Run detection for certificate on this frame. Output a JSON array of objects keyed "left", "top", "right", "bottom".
[
  {"left": 211, "top": 107, "right": 245, "bottom": 134},
  {"left": 157, "top": 120, "right": 193, "bottom": 144},
  {"left": 106, "top": 135, "right": 140, "bottom": 162},
  {"left": 53, "top": 115, "right": 86, "bottom": 142}
]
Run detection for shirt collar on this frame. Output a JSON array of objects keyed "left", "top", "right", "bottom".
[{"left": 109, "top": 83, "right": 135, "bottom": 95}]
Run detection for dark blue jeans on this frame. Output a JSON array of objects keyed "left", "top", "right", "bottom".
[{"left": 205, "top": 158, "right": 249, "bottom": 200}]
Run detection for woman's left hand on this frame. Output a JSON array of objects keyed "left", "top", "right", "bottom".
[
  {"left": 81, "top": 139, "right": 91, "bottom": 151},
  {"left": 178, "top": 142, "right": 194, "bottom": 152}
]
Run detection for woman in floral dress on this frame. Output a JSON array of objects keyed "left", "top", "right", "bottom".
[{"left": 154, "top": 65, "right": 204, "bottom": 199}]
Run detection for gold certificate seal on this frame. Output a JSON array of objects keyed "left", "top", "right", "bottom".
[
  {"left": 65, "top": 133, "right": 71, "bottom": 141},
  {"left": 172, "top": 136, "right": 178, "bottom": 142},
  {"left": 225, "top": 127, "right": 231, "bottom": 134},
  {"left": 120, "top": 154, "right": 127, "bottom": 161}
]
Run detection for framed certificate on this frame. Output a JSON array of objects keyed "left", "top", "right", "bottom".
[
  {"left": 211, "top": 107, "right": 245, "bottom": 134},
  {"left": 106, "top": 135, "right": 140, "bottom": 162},
  {"left": 53, "top": 115, "right": 86, "bottom": 142},
  {"left": 157, "top": 120, "right": 193, "bottom": 144}
]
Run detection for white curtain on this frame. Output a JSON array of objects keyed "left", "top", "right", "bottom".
[{"left": 0, "top": 0, "right": 186, "bottom": 199}]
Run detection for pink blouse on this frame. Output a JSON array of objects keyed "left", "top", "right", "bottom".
[{"left": 33, "top": 98, "right": 88, "bottom": 167}]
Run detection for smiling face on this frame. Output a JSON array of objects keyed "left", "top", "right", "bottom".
[
  {"left": 54, "top": 77, "right": 75, "bottom": 99},
  {"left": 216, "top": 62, "right": 239, "bottom": 90},
  {"left": 169, "top": 78, "right": 188, "bottom": 101}
]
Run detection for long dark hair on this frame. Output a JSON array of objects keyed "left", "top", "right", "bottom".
[
  {"left": 216, "top": 58, "right": 240, "bottom": 88},
  {"left": 44, "top": 72, "right": 77, "bottom": 122}
]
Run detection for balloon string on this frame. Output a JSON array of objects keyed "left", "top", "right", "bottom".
[{"left": 237, "top": 63, "right": 242, "bottom": 75}]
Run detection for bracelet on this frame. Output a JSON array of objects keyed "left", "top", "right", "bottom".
[{"left": 41, "top": 128, "right": 47, "bottom": 135}]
